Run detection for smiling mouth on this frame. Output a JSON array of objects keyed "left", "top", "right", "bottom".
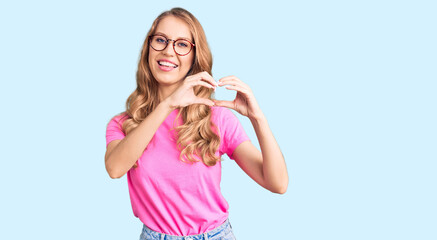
[{"left": 158, "top": 61, "right": 178, "bottom": 68}]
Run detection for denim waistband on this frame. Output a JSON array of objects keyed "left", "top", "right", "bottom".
[{"left": 141, "top": 218, "right": 232, "bottom": 240}]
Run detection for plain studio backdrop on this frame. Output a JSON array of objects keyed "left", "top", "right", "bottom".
[{"left": 0, "top": 0, "right": 435, "bottom": 239}]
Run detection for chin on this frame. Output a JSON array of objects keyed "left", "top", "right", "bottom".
[{"left": 154, "top": 72, "right": 184, "bottom": 85}]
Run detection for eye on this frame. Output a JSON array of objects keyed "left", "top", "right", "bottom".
[
  {"left": 155, "top": 36, "right": 166, "bottom": 43},
  {"left": 177, "top": 40, "right": 189, "bottom": 48}
]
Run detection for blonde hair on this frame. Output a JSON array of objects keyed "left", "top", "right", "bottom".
[{"left": 120, "top": 7, "right": 220, "bottom": 166}]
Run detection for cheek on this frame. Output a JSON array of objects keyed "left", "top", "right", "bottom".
[{"left": 181, "top": 55, "right": 194, "bottom": 70}]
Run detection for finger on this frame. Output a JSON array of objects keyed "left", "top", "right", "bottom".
[
  {"left": 185, "top": 72, "right": 217, "bottom": 87},
  {"left": 201, "top": 71, "right": 219, "bottom": 87},
  {"left": 224, "top": 85, "right": 249, "bottom": 94},
  {"left": 213, "top": 99, "right": 235, "bottom": 109},
  {"left": 193, "top": 97, "right": 215, "bottom": 107},
  {"left": 220, "top": 81, "right": 247, "bottom": 92},
  {"left": 187, "top": 77, "right": 216, "bottom": 89},
  {"left": 191, "top": 80, "right": 216, "bottom": 90},
  {"left": 218, "top": 77, "right": 248, "bottom": 90},
  {"left": 199, "top": 71, "right": 219, "bottom": 87},
  {"left": 218, "top": 76, "right": 246, "bottom": 86},
  {"left": 219, "top": 78, "right": 246, "bottom": 86}
]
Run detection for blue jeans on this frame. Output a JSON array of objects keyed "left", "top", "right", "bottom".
[{"left": 139, "top": 218, "right": 236, "bottom": 240}]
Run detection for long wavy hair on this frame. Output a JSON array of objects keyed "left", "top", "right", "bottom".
[{"left": 119, "top": 7, "right": 221, "bottom": 166}]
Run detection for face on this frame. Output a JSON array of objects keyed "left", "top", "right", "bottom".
[{"left": 148, "top": 16, "right": 195, "bottom": 87}]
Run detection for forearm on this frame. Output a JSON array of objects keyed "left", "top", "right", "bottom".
[
  {"left": 106, "top": 100, "right": 175, "bottom": 178},
  {"left": 250, "top": 114, "right": 288, "bottom": 193}
]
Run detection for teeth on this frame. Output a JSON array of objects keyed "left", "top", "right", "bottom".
[{"left": 158, "top": 61, "right": 177, "bottom": 68}]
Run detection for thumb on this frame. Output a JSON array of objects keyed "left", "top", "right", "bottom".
[
  {"left": 213, "top": 100, "right": 235, "bottom": 109},
  {"left": 194, "top": 97, "right": 215, "bottom": 107}
]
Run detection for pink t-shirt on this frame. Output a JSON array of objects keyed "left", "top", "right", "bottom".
[{"left": 105, "top": 106, "right": 250, "bottom": 236}]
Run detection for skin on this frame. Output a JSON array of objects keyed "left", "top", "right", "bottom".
[
  {"left": 148, "top": 16, "right": 198, "bottom": 102},
  {"left": 214, "top": 78, "right": 289, "bottom": 194},
  {"left": 105, "top": 16, "right": 289, "bottom": 194}
]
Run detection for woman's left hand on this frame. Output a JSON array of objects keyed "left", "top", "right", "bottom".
[{"left": 213, "top": 76, "right": 263, "bottom": 120}]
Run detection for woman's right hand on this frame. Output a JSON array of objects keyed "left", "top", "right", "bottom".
[
  {"left": 131, "top": 72, "right": 217, "bottom": 169},
  {"left": 165, "top": 71, "right": 218, "bottom": 108}
]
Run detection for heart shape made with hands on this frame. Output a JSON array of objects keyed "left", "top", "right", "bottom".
[{"left": 213, "top": 83, "right": 237, "bottom": 102}]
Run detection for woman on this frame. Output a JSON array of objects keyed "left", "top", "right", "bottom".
[{"left": 105, "top": 7, "right": 288, "bottom": 240}]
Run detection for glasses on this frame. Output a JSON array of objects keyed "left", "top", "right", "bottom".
[{"left": 149, "top": 34, "right": 195, "bottom": 56}]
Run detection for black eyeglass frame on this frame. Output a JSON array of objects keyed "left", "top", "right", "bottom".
[{"left": 148, "top": 34, "right": 196, "bottom": 56}]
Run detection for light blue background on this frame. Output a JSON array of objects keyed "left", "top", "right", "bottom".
[{"left": 1, "top": 0, "right": 436, "bottom": 239}]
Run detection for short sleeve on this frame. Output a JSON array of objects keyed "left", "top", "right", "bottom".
[
  {"left": 105, "top": 114, "right": 128, "bottom": 147},
  {"left": 218, "top": 107, "right": 251, "bottom": 160}
]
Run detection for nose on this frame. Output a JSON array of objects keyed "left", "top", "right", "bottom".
[{"left": 162, "top": 40, "right": 176, "bottom": 56}]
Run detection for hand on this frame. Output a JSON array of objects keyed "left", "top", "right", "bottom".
[
  {"left": 130, "top": 72, "right": 217, "bottom": 169},
  {"left": 214, "top": 76, "right": 263, "bottom": 120},
  {"left": 165, "top": 71, "right": 218, "bottom": 108}
]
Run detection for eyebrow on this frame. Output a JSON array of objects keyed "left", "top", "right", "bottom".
[{"left": 154, "top": 32, "right": 193, "bottom": 42}]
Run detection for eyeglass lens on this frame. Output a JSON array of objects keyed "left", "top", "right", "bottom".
[{"left": 150, "top": 35, "right": 192, "bottom": 55}]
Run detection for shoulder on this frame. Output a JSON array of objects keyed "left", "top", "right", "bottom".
[{"left": 107, "top": 112, "right": 129, "bottom": 126}]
